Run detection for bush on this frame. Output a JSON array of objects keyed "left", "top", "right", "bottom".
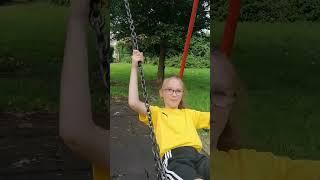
[
  {"left": 113, "top": 35, "right": 210, "bottom": 69},
  {"left": 0, "top": 0, "right": 10, "bottom": 5},
  {"left": 166, "top": 54, "right": 210, "bottom": 68},
  {"left": 50, "top": 0, "right": 69, "bottom": 6},
  {"left": 113, "top": 40, "right": 130, "bottom": 63},
  {"left": 212, "top": 0, "right": 320, "bottom": 22}
]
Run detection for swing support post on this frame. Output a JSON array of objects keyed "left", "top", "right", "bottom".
[
  {"left": 219, "top": 0, "right": 240, "bottom": 58},
  {"left": 179, "top": 0, "right": 199, "bottom": 79}
]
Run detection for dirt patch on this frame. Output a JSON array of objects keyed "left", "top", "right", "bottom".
[{"left": 0, "top": 112, "right": 107, "bottom": 179}]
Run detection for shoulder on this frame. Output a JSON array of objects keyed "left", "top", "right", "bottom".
[
  {"left": 183, "top": 108, "right": 209, "bottom": 115},
  {"left": 182, "top": 108, "right": 197, "bottom": 114},
  {"left": 149, "top": 105, "right": 161, "bottom": 112},
  {"left": 150, "top": 105, "right": 160, "bottom": 109},
  {"left": 183, "top": 107, "right": 199, "bottom": 112}
]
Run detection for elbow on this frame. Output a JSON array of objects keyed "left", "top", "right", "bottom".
[
  {"left": 128, "top": 99, "right": 137, "bottom": 110},
  {"left": 59, "top": 128, "right": 72, "bottom": 142},
  {"left": 59, "top": 129, "right": 77, "bottom": 144},
  {"left": 58, "top": 114, "right": 86, "bottom": 147},
  {"left": 59, "top": 127, "right": 83, "bottom": 150},
  {"left": 59, "top": 118, "right": 75, "bottom": 142},
  {"left": 59, "top": 132, "right": 84, "bottom": 154}
]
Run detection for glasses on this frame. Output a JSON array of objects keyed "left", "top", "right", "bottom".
[{"left": 163, "top": 88, "right": 183, "bottom": 96}]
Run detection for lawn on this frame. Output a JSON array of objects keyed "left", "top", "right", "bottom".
[{"left": 0, "top": 2, "right": 104, "bottom": 112}]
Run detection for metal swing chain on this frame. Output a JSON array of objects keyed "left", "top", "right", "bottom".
[
  {"left": 123, "top": 0, "right": 168, "bottom": 179},
  {"left": 123, "top": 0, "right": 138, "bottom": 50},
  {"left": 139, "top": 71, "right": 167, "bottom": 180},
  {"left": 89, "top": 0, "right": 110, "bottom": 117}
]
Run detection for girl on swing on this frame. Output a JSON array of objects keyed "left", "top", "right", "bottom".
[
  {"left": 212, "top": 49, "right": 320, "bottom": 179},
  {"left": 128, "top": 50, "right": 210, "bottom": 180},
  {"left": 59, "top": 0, "right": 108, "bottom": 179}
]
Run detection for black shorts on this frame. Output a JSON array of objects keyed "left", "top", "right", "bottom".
[{"left": 162, "top": 146, "right": 209, "bottom": 180}]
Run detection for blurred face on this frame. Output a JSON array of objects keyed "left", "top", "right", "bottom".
[{"left": 160, "top": 78, "right": 184, "bottom": 109}]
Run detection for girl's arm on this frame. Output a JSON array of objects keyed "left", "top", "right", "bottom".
[
  {"left": 59, "top": 0, "right": 109, "bottom": 170},
  {"left": 128, "top": 50, "right": 147, "bottom": 115}
]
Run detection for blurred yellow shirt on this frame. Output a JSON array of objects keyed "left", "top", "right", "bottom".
[
  {"left": 92, "top": 165, "right": 108, "bottom": 180},
  {"left": 92, "top": 149, "right": 320, "bottom": 180},
  {"left": 212, "top": 149, "right": 320, "bottom": 180}
]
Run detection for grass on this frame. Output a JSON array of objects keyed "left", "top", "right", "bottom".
[
  {"left": 0, "top": 2, "right": 103, "bottom": 112},
  {"left": 0, "top": 2, "right": 66, "bottom": 112},
  {"left": 213, "top": 22, "right": 320, "bottom": 160},
  {"left": 0, "top": 2, "right": 67, "bottom": 62},
  {"left": 111, "top": 63, "right": 210, "bottom": 111}
]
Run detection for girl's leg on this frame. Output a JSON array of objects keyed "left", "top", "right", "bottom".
[
  {"left": 163, "top": 149, "right": 203, "bottom": 180},
  {"left": 195, "top": 153, "right": 210, "bottom": 180}
]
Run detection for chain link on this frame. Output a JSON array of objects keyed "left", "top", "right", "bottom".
[
  {"left": 123, "top": 0, "right": 139, "bottom": 50},
  {"left": 89, "top": 0, "right": 110, "bottom": 129},
  {"left": 123, "top": 0, "right": 168, "bottom": 179},
  {"left": 138, "top": 65, "right": 168, "bottom": 180}
]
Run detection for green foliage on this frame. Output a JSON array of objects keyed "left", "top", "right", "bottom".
[
  {"left": 213, "top": 0, "right": 320, "bottom": 22},
  {"left": 166, "top": 54, "right": 209, "bottom": 68},
  {"left": 111, "top": 0, "right": 210, "bottom": 56},
  {"left": 188, "top": 35, "right": 210, "bottom": 57},
  {"left": 113, "top": 35, "right": 210, "bottom": 68},
  {"left": 211, "top": 0, "right": 229, "bottom": 21},
  {"left": 113, "top": 40, "right": 131, "bottom": 63},
  {"left": 50, "top": 0, "right": 69, "bottom": 6},
  {"left": 0, "top": 0, "right": 38, "bottom": 5},
  {"left": 166, "top": 35, "right": 210, "bottom": 68},
  {"left": 0, "top": 56, "right": 28, "bottom": 73},
  {"left": 0, "top": 0, "right": 13, "bottom": 5}
]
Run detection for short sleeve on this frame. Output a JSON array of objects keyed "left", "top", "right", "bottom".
[
  {"left": 192, "top": 110, "right": 210, "bottom": 129},
  {"left": 138, "top": 105, "right": 159, "bottom": 125}
]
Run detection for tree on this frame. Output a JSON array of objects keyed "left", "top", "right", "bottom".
[
  {"left": 0, "top": 0, "right": 14, "bottom": 5},
  {"left": 111, "top": 0, "right": 210, "bottom": 84}
]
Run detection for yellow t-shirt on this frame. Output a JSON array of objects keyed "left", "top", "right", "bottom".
[
  {"left": 212, "top": 149, "right": 320, "bottom": 180},
  {"left": 92, "top": 165, "right": 109, "bottom": 180},
  {"left": 138, "top": 105, "right": 210, "bottom": 158}
]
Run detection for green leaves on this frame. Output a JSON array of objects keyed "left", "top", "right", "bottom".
[
  {"left": 111, "top": 0, "right": 210, "bottom": 55},
  {"left": 213, "top": 0, "right": 320, "bottom": 22}
]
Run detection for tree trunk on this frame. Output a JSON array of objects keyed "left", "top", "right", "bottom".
[{"left": 157, "top": 39, "right": 167, "bottom": 86}]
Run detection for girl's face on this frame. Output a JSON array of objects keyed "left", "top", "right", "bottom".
[{"left": 160, "top": 78, "right": 184, "bottom": 109}]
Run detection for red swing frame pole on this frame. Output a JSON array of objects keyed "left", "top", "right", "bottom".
[
  {"left": 220, "top": 0, "right": 241, "bottom": 58},
  {"left": 179, "top": 0, "right": 199, "bottom": 79}
]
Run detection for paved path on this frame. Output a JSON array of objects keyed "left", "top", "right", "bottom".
[{"left": 110, "top": 100, "right": 157, "bottom": 179}]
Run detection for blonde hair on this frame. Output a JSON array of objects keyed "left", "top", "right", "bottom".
[{"left": 160, "top": 76, "right": 186, "bottom": 109}]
